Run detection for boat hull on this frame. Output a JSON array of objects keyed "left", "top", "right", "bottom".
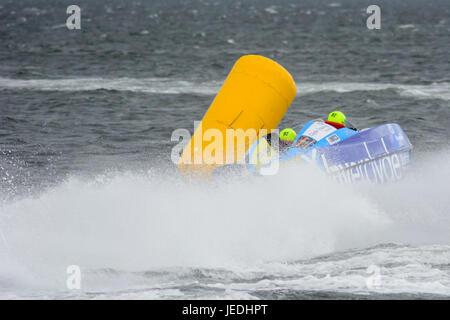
[{"left": 247, "top": 122, "right": 413, "bottom": 183}]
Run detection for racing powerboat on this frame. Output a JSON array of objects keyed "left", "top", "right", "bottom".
[
  {"left": 177, "top": 55, "right": 413, "bottom": 183},
  {"left": 246, "top": 120, "right": 413, "bottom": 183}
]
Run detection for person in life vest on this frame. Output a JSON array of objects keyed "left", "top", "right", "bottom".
[{"left": 325, "top": 110, "right": 357, "bottom": 131}]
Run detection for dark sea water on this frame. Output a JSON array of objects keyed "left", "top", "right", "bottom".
[{"left": 0, "top": 0, "right": 449, "bottom": 299}]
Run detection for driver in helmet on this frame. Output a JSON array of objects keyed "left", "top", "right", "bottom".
[{"left": 325, "top": 110, "right": 357, "bottom": 131}]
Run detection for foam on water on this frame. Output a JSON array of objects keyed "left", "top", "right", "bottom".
[
  {"left": 0, "top": 149, "right": 449, "bottom": 297},
  {"left": 0, "top": 77, "right": 220, "bottom": 96},
  {"left": 1, "top": 77, "right": 449, "bottom": 100}
]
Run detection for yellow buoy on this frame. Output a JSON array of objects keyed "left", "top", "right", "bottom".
[{"left": 178, "top": 55, "right": 296, "bottom": 176}]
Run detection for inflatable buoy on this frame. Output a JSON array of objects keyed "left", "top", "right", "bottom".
[{"left": 178, "top": 55, "right": 296, "bottom": 176}]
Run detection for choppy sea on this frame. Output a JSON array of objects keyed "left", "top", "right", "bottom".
[{"left": 0, "top": 0, "right": 449, "bottom": 299}]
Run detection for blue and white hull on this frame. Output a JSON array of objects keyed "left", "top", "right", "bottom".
[{"left": 247, "top": 121, "right": 413, "bottom": 183}]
